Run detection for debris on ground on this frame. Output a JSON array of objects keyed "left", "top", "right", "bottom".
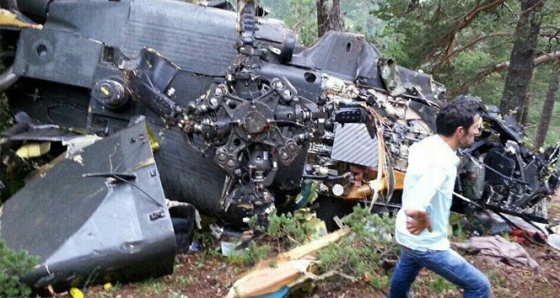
[
  {"left": 226, "top": 228, "right": 350, "bottom": 298},
  {"left": 455, "top": 235, "right": 540, "bottom": 271}
]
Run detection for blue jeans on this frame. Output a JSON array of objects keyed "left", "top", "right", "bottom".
[{"left": 388, "top": 247, "right": 491, "bottom": 298}]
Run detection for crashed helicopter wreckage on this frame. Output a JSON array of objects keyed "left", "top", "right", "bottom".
[{"left": 0, "top": 0, "right": 558, "bottom": 293}]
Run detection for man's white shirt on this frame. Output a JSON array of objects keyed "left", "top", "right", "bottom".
[{"left": 395, "top": 135, "right": 460, "bottom": 251}]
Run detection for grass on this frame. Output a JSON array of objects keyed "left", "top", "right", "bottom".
[
  {"left": 429, "top": 276, "right": 458, "bottom": 295},
  {"left": 174, "top": 274, "right": 199, "bottom": 286},
  {"left": 136, "top": 277, "right": 168, "bottom": 296}
]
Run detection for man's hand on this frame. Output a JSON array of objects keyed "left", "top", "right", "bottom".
[{"left": 405, "top": 209, "right": 433, "bottom": 235}]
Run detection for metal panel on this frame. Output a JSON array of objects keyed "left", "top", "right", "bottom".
[
  {"left": 331, "top": 123, "right": 379, "bottom": 168},
  {"left": 291, "top": 31, "right": 381, "bottom": 83},
  {"left": 123, "top": 0, "right": 238, "bottom": 75},
  {"left": 13, "top": 28, "right": 103, "bottom": 88},
  {"left": 44, "top": 0, "right": 129, "bottom": 47},
  {"left": 2, "top": 126, "right": 80, "bottom": 142},
  {"left": 149, "top": 124, "right": 226, "bottom": 217},
  {"left": 0, "top": 120, "right": 176, "bottom": 290}
]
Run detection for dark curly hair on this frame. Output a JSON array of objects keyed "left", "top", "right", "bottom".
[{"left": 436, "top": 100, "right": 479, "bottom": 137}]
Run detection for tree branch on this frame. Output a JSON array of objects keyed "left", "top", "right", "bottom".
[
  {"left": 540, "top": 28, "right": 560, "bottom": 51},
  {"left": 451, "top": 50, "right": 560, "bottom": 97},
  {"left": 428, "top": 0, "right": 507, "bottom": 60},
  {"left": 540, "top": 25, "right": 560, "bottom": 31},
  {"left": 534, "top": 51, "right": 560, "bottom": 66},
  {"left": 433, "top": 32, "right": 512, "bottom": 70},
  {"left": 451, "top": 61, "right": 510, "bottom": 98},
  {"left": 519, "top": 0, "right": 546, "bottom": 15}
]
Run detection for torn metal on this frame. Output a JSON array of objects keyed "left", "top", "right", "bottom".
[
  {"left": 0, "top": 120, "right": 176, "bottom": 291},
  {"left": 0, "top": 0, "right": 558, "bottom": 292}
]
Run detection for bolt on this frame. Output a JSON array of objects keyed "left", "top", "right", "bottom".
[
  {"left": 197, "top": 104, "right": 208, "bottom": 113},
  {"left": 209, "top": 97, "right": 219, "bottom": 107},
  {"left": 218, "top": 152, "right": 227, "bottom": 161},
  {"left": 226, "top": 159, "right": 236, "bottom": 168},
  {"left": 280, "top": 152, "right": 289, "bottom": 160},
  {"left": 214, "top": 87, "right": 223, "bottom": 97},
  {"left": 283, "top": 90, "right": 292, "bottom": 98},
  {"left": 275, "top": 81, "right": 284, "bottom": 90}
]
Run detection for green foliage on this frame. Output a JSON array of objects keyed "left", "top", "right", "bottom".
[
  {"left": 229, "top": 211, "right": 315, "bottom": 265},
  {"left": 0, "top": 238, "right": 39, "bottom": 297},
  {"left": 192, "top": 225, "right": 217, "bottom": 249},
  {"left": 261, "top": 0, "right": 318, "bottom": 46},
  {"left": 371, "top": 0, "right": 525, "bottom": 99},
  {"left": 342, "top": 1, "right": 387, "bottom": 46},
  {"left": 0, "top": 95, "right": 32, "bottom": 204},
  {"left": 317, "top": 205, "right": 398, "bottom": 289},
  {"left": 227, "top": 241, "right": 272, "bottom": 266},
  {"left": 373, "top": 1, "right": 459, "bottom": 69},
  {"left": 523, "top": 63, "right": 560, "bottom": 147},
  {"left": 231, "top": 206, "right": 398, "bottom": 287},
  {"left": 262, "top": 0, "right": 385, "bottom": 47},
  {"left": 452, "top": 51, "right": 492, "bottom": 81},
  {"left": 370, "top": 0, "right": 560, "bottom": 146},
  {"left": 0, "top": 94, "right": 11, "bottom": 132},
  {"left": 249, "top": 211, "right": 316, "bottom": 250},
  {"left": 260, "top": 0, "right": 560, "bottom": 144},
  {"left": 0, "top": 149, "right": 47, "bottom": 204},
  {"left": 429, "top": 276, "right": 458, "bottom": 294},
  {"left": 136, "top": 277, "right": 167, "bottom": 296},
  {"left": 266, "top": 211, "right": 314, "bottom": 248}
]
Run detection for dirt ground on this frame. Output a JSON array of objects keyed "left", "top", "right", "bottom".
[{"left": 82, "top": 194, "right": 560, "bottom": 298}]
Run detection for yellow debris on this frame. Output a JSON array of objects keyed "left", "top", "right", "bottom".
[
  {"left": 69, "top": 287, "right": 84, "bottom": 298},
  {"left": 16, "top": 142, "right": 51, "bottom": 158},
  {"left": 103, "top": 282, "right": 112, "bottom": 291},
  {"left": 146, "top": 123, "right": 160, "bottom": 151},
  {"left": 0, "top": 9, "right": 42, "bottom": 29},
  {"left": 225, "top": 228, "right": 350, "bottom": 298}
]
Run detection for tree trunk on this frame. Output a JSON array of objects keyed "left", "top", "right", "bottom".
[
  {"left": 520, "top": 92, "right": 532, "bottom": 126},
  {"left": 500, "top": 0, "right": 544, "bottom": 122},
  {"left": 317, "top": 0, "right": 342, "bottom": 38},
  {"left": 534, "top": 67, "right": 559, "bottom": 149}
]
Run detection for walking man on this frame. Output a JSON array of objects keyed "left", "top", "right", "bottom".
[{"left": 388, "top": 100, "right": 491, "bottom": 298}]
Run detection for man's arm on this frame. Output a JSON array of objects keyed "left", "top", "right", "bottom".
[
  {"left": 403, "top": 165, "right": 447, "bottom": 235},
  {"left": 405, "top": 209, "right": 433, "bottom": 235}
]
